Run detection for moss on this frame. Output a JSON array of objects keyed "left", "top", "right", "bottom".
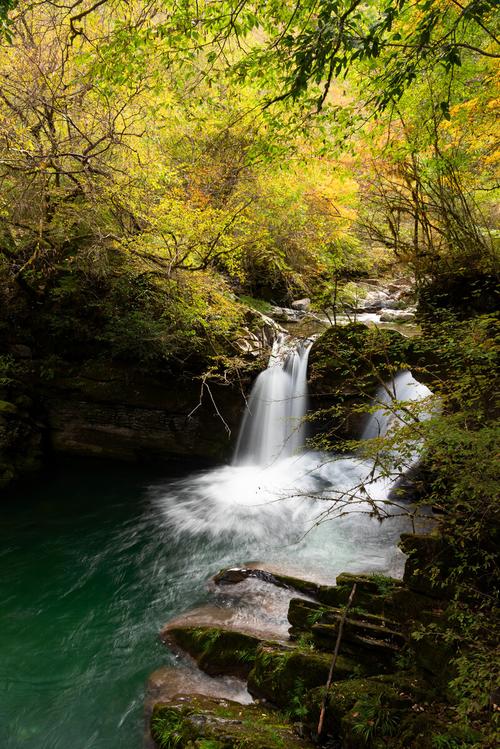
[
  {"left": 287, "top": 597, "right": 404, "bottom": 670},
  {"left": 304, "top": 676, "right": 416, "bottom": 741},
  {"left": 399, "top": 533, "right": 456, "bottom": 598},
  {"left": 151, "top": 696, "right": 315, "bottom": 749},
  {"left": 248, "top": 643, "right": 361, "bottom": 707},
  {"left": 165, "top": 626, "right": 264, "bottom": 678}
]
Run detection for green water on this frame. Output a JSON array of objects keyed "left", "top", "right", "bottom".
[
  {"left": 0, "top": 460, "right": 229, "bottom": 749},
  {"left": 0, "top": 454, "right": 414, "bottom": 749}
]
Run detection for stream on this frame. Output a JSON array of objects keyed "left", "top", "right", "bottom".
[{"left": 0, "top": 338, "right": 433, "bottom": 749}]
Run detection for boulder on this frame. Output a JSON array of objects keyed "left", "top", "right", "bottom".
[{"left": 269, "top": 306, "right": 305, "bottom": 323}]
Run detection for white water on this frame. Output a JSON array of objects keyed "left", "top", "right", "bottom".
[
  {"left": 361, "top": 370, "right": 433, "bottom": 440},
  {"left": 154, "top": 338, "right": 434, "bottom": 582},
  {"left": 233, "top": 334, "right": 313, "bottom": 467}
]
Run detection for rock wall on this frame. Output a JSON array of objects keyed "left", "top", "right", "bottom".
[{"left": 41, "top": 364, "right": 249, "bottom": 464}]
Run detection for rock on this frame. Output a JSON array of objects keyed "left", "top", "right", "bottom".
[
  {"left": 248, "top": 643, "right": 361, "bottom": 707},
  {"left": 161, "top": 625, "right": 267, "bottom": 678},
  {"left": 287, "top": 597, "right": 405, "bottom": 671},
  {"left": 308, "top": 323, "right": 412, "bottom": 442},
  {"left": 0, "top": 400, "right": 18, "bottom": 414},
  {"left": 361, "top": 290, "right": 391, "bottom": 310},
  {"left": 42, "top": 362, "right": 252, "bottom": 463},
  {"left": 150, "top": 695, "right": 315, "bottom": 749},
  {"left": 145, "top": 665, "right": 251, "bottom": 715},
  {"left": 213, "top": 565, "right": 322, "bottom": 599},
  {"left": 409, "top": 628, "right": 457, "bottom": 689},
  {"left": 269, "top": 306, "right": 305, "bottom": 323},
  {"left": 380, "top": 309, "right": 416, "bottom": 323},
  {"left": 234, "top": 310, "right": 287, "bottom": 357},
  {"left": 303, "top": 676, "right": 414, "bottom": 742},
  {"left": 291, "top": 298, "right": 311, "bottom": 311},
  {"left": 162, "top": 592, "right": 290, "bottom": 642},
  {"left": 399, "top": 533, "right": 455, "bottom": 598}
]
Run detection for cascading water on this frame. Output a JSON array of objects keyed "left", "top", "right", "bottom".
[
  {"left": 361, "top": 370, "right": 433, "bottom": 440},
  {"left": 2, "top": 339, "right": 436, "bottom": 749},
  {"left": 154, "top": 334, "right": 434, "bottom": 578},
  {"left": 233, "top": 334, "right": 313, "bottom": 467}
]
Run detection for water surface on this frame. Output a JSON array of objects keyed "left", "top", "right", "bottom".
[{"left": 1, "top": 454, "right": 415, "bottom": 748}]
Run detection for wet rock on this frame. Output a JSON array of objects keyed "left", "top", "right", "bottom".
[
  {"left": 42, "top": 362, "right": 250, "bottom": 463},
  {"left": 150, "top": 695, "right": 315, "bottom": 749},
  {"left": 161, "top": 625, "right": 267, "bottom": 678},
  {"left": 162, "top": 591, "right": 290, "bottom": 641},
  {"left": 145, "top": 665, "right": 251, "bottom": 716},
  {"left": 213, "top": 565, "right": 321, "bottom": 599}
]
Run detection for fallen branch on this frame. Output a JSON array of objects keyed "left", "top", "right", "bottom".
[{"left": 317, "top": 582, "right": 357, "bottom": 738}]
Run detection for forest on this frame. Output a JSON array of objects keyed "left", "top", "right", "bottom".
[{"left": 0, "top": 2, "right": 498, "bottom": 749}]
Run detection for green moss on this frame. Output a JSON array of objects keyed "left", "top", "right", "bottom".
[
  {"left": 151, "top": 696, "right": 315, "bottom": 748},
  {"left": 165, "top": 626, "right": 263, "bottom": 677},
  {"left": 304, "top": 676, "right": 415, "bottom": 741},
  {"left": 248, "top": 643, "right": 360, "bottom": 708}
]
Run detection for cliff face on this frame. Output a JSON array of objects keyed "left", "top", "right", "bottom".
[{"left": 41, "top": 363, "right": 247, "bottom": 464}]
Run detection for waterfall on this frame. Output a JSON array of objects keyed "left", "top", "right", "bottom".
[
  {"left": 361, "top": 370, "right": 432, "bottom": 440},
  {"left": 233, "top": 334, "right": 313, "bottom": 467}
]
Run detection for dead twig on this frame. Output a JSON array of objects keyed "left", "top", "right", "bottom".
[{"left": 317, "top": 582, "right": 357, "bottom": 738}]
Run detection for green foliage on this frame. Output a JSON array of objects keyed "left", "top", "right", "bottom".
[
  {"left": 351, "top": 691, "right": 401, "bottom": 742},
  {"left": 151, "top": 708, "right": 190, "bottom": 748},
  {"left": 285, "top": 678, "right": 308, "bottom": 721}
]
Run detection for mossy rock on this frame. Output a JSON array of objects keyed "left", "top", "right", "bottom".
[
  {"left": 311, "top": 622, "right": 402, "bottom": 670},
  {"left": 151, "top": 695, "right": 315, "bottom": 748},
  {"left": 247, "top": 643, "right": 361, "bottom": 708},
  {"left": 304, "top": 675, "right": 416, "bottom": 742},
  {"left": 309, "top": 324, "right": 410, "bottom": 387},
  {"left": 287, "top": 597, "right": 404, "bottom": 670},
  {"left": 316, "top": 573, "right": 403, "bottom": 612},
  {"left": 399, "top": 533, "right": 455, "bottom": 598},
  {"left": 288, "top": 597, "right": 402, "bottom": 639},
  {"left": 408, "top": 628, "right": 457, "bottom": 689},
  {"left": 163, "top": 626, "right": 264, "bottom": 678},
  {"left": 379, "top": 711, "right": 484, "bottom": 748},
  {"left": 308, "top": 324, "right": 412, "bottom": 441}
]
